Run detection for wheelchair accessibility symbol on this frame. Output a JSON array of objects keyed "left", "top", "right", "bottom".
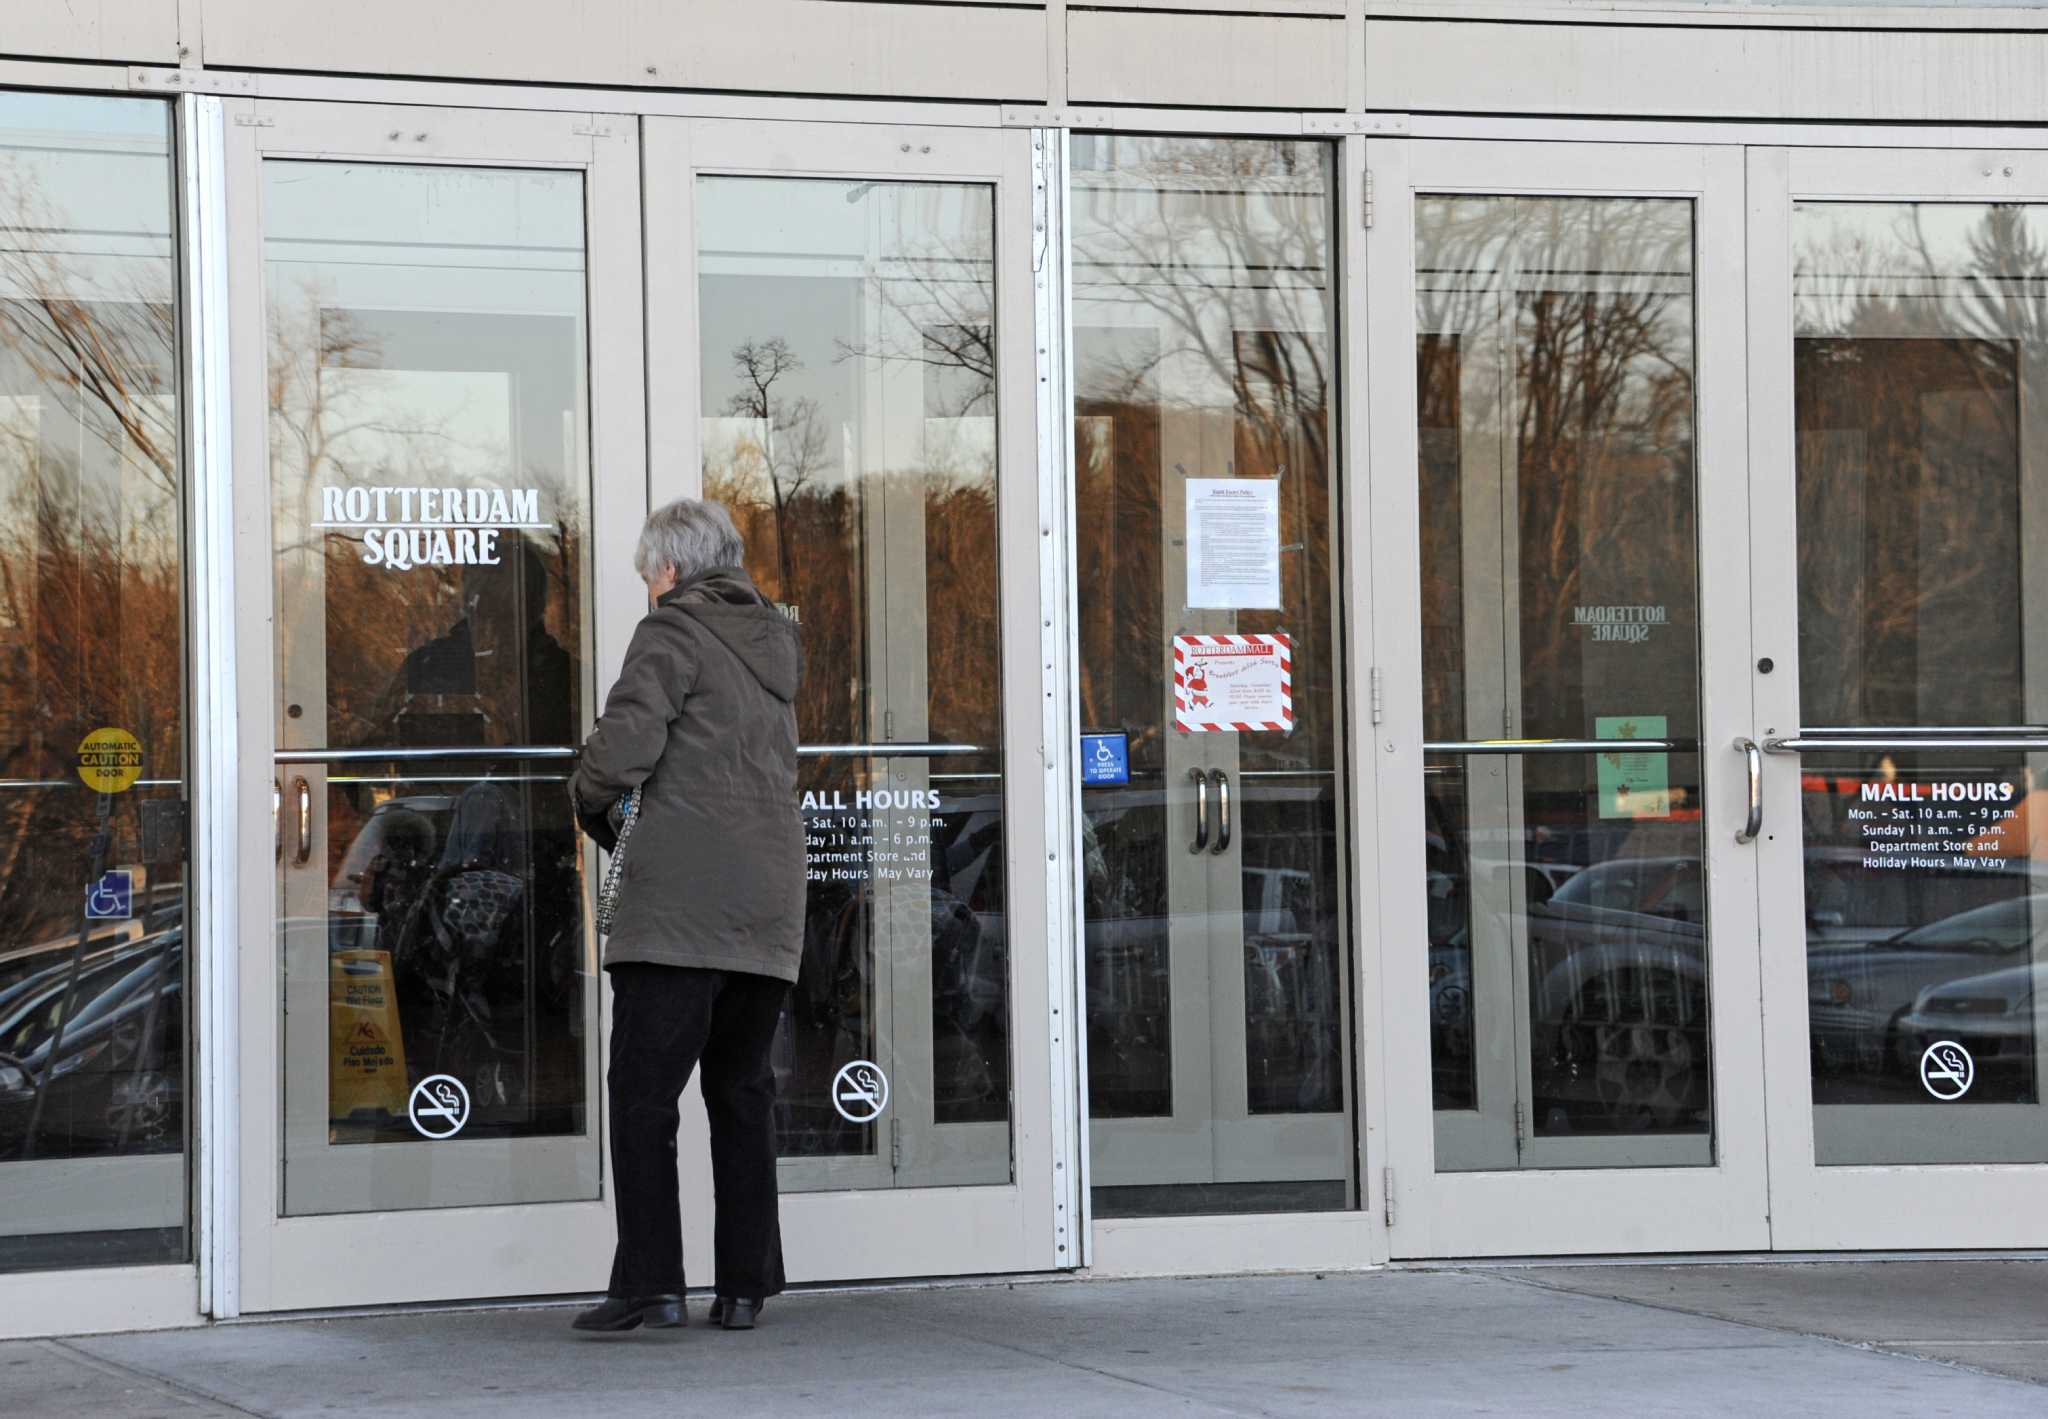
[
  {"left": 409, "top": 1074, "right": 471, "bottom": 1139},
  {"left": 1920, "top": 1041, "right": 1975, "bottom": 1101},
  {"left": 1080, "top": 731, "right": 1130, "bottom": 786},
  {"left": 85, "top": 870, "right": 133, "bottom": 920},
  {"left": 831, "top": 1060, "right": 889, "bottom": 1124}
]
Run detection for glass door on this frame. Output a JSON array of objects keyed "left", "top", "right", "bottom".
[
  {"left": 644, "top": 117, "right": 1064, "bottom": 1279},
  {"left": 229, "top": 101, "right": 647, "bottom": 1311},
  {"left": 0, "top": 93, "right": 190, "bottom": 1276},
  {"left": 1369, "top": 139, "right": 1770, "bottom": 1256},
  {"left": 1749, "top": 145, "right": 2048, "bottom": 1249},
  {"left": 1070, "top": 135, "right": 1356, "bottom": 1220}
]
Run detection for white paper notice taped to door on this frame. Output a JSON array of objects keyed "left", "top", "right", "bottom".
[
  {"left": 1174, "top": 634, "right": 1293, "bottom": 733},
  {"left": 1186, "top": 478, "right": 1280, "bottom": 609}
]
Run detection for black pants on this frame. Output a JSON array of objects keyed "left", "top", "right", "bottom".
[{"left": 606, "top": 963, "right": 789, "bottom": 1301}]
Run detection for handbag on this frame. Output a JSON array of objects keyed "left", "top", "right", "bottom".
[{"left": 595, "top": 786, "right": 640, "bottom": 935}]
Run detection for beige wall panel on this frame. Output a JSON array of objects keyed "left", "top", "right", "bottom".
[
  {"left": 1099, "top": 0, "right": 1346, "bottom": 13},
  {"left": 5, "top": 0, "right": 179, "bottom": 63},
  {"left": 1376, "top": 2, "right": 2048, "bottom": 28},
  {"left": 1367, "top": 19, "right": 2048, "bottom": 122},
  {"left": 1069, "top": 9, "right": 1346, "bottom": 109},
  {"left": 197, "top": 0, "right": 1046, "bottom": 101}
]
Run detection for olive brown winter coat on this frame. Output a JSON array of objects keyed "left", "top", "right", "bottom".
[{"left": 570, "top": 567, "right": 804, "bottom": 983}]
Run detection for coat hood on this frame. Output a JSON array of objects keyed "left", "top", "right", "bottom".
[{"left": 662, "top": 568, "right": 802, "bottom": 703}]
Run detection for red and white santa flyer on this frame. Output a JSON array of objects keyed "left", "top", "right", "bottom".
[{"left": 1173, "top": 634, "right": 1293, "bottom": 733}]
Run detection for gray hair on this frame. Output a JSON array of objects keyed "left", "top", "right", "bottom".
[{"left": 634, "top": 497, "right": 745, "bottom": 584}]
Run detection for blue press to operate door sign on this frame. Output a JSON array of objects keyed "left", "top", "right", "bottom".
[{"left": 1081, "top": 732, "right": 1130, "bottom": 786}]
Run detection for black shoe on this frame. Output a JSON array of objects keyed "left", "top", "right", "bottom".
[
  {"left": 572, "top": 1294, "right": 686, "bottom": 1333},
  {"left": 709, "top": 1296, "right": 764, "bottom": 1330}
]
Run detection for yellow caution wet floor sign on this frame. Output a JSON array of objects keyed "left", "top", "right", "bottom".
[{"left": 330, "top": 949, "right": 410, "bottom": 1119}]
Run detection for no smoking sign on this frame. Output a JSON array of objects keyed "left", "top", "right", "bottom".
[
  {"left": 831, "top": 1060, "right": 889, "bottom": 1124},
  {"left": 1920, "top": 1041, "right": 1975, "bottom": 1101}
]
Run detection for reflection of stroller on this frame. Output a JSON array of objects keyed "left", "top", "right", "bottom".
[{"left": 391, "top": 782, "right": 530, "bottom": 1117}]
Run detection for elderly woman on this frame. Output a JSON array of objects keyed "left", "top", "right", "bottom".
[{"left": 568, "top": 498, "right": 803, "bottom": 1335}]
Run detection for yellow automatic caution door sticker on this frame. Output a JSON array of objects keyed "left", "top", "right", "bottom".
[{"left": 77, "top": 727, "right": 143, "bottom": 793}]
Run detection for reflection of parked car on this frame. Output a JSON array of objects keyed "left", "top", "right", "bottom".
[
  {"left": 1525, "top": 882, "right": 1708, "bottom": 1133},
  {"left": 1078, "top": 778, "right": 1346, "bottom": 1119},
  {"left": 1427, "top": 800, "right": 2048, "bottom": 1131},
  {"left": 1803, "top": 846, "right": 2041, "bottom": 948},
  {"left": 1547, "top": 856, "right": 1702, "bottom": 923},
  {"left": 1428, "top": 848, "right": 1707, "bottom": 1131},
  {"left": 0, "top": 921, "right": 184, "bottom": 1157},
  {"left": 1898, "top": 958, "right": 2048, "bottom": 1101},
  {"left": 1808, "top": 895, "right": 2046, "bottom": 1084}
]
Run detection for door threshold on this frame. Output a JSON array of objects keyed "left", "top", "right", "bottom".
[
  {"left": 1393, "top": 1248, "right": 2048, "bottom": 1270},
  {"left": 216, "top": 1270, "right": 1076, "bottom": 1325}
]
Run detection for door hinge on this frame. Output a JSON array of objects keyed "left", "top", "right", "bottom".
[
  {"left": 884, "top": 708, "right": 896, "bottom": 742},
  {"left": 233, "top": 113, "right": 275, "bottom": 128},
  {"left": 1369, "top": 666, "right": 1385, "bottom": 726},
  {"left": 1513, "top": 1099, "right": 1526, "bottom": 1148},
  {"left": 1363, "top": 169, "right": 1376, "bottom": 229},
  {"left": 1381, "top": 1166, "right": 1395, "bottom": 1227},
  {"left": 889, "top": 1117, "right": 903, "bottom": 1172}
]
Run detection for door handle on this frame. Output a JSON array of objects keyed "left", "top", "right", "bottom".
[
  {"left": 1209, "top": 768, "right": 1231, "bottom": 855},
  {"left": 293, "top": 776, "right": 313, "bottom": 866},
  {"left": 1734, "top": 738, "right": 1762, "bottom": 845},
  {"left": 1188, "top": 767, "right": 1209, "bottom": 854},
  {"left": 273, "top": 778, "right": 282, "bottom": 863}
]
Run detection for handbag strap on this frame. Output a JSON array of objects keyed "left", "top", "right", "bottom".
[{"left": 595, "top": 786, "right": 640, "bottom": 935}]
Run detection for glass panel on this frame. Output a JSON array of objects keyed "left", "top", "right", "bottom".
[
  {"left": 267, "top": 162, "right": 597, "bottom": 1213},
  {"left": 1416, "top": 196, "right": 1712, "bottom": 1172},
  {"left": 698, "top": 175, "right": 1011, "bottom": 1191},
  {"left": 1793, "top": 202, "right": 2048, "bottom": 1165},
  {"left": 0, "top": 93, "right": 186, "bottom": 1274},
  {"left": 1073, "top": 135, "right": 1353, "bottom": 1218}
]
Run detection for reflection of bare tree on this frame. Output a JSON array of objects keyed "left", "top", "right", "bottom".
[
  {"left": 720, "top": 337, "right": 827, "bottom": 601},
  {"left": 1068, "top": 139, "right": 1338, "bottom": 771},
  {"left": 1791, "top": 204, "right": 2048, "bottom": 725},
  {"left": 0, "top": 162, "right": 177, "bottom": 497},
  {"left": 269, "top": 293, "right": 445, "bottom": 743},
  {"left": 0, "top": 149, "right": 182, "bottom": 949},
  {"left": 1075, "top": 140, "right": 1331, "bottom": 471},
  {"left": 1414, "top": 196, "right": 1697, "bottom": 742},
  {"left": 836, "top": 295, "right": 996, "bottom": 420},
  {"left": 703, "top": 217, "right": 1002, "bottom": 761}
]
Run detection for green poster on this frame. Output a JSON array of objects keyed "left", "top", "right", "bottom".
[{"left": 1596, "top": 715, "right": 1671, "bottom": 819}]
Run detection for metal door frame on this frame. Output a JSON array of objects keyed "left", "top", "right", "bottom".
[
  {"left": 1749, "top": 141, "right": 2048, "bottom": 1249},
  {"left": 1366, "top": 136, "right": 1772, "bottom": 1258},
  {"left": 223, "top": 96, "right": 647, "bottom": 1314},
  {"left": 642, "top": 114, "right": 1073, "bottom": 1281}
]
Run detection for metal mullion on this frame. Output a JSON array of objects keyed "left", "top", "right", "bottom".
[
  {"left": 1034, "top": 127, "right": 1088, "bottom": 1269},
  {"left": 180, "top": 90, "right": 240, "bottom": 1321}
]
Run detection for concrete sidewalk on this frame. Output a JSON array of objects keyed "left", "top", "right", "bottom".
[{"left": 7, "top": 1260, "right": 2047, "bottom": 1417}]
